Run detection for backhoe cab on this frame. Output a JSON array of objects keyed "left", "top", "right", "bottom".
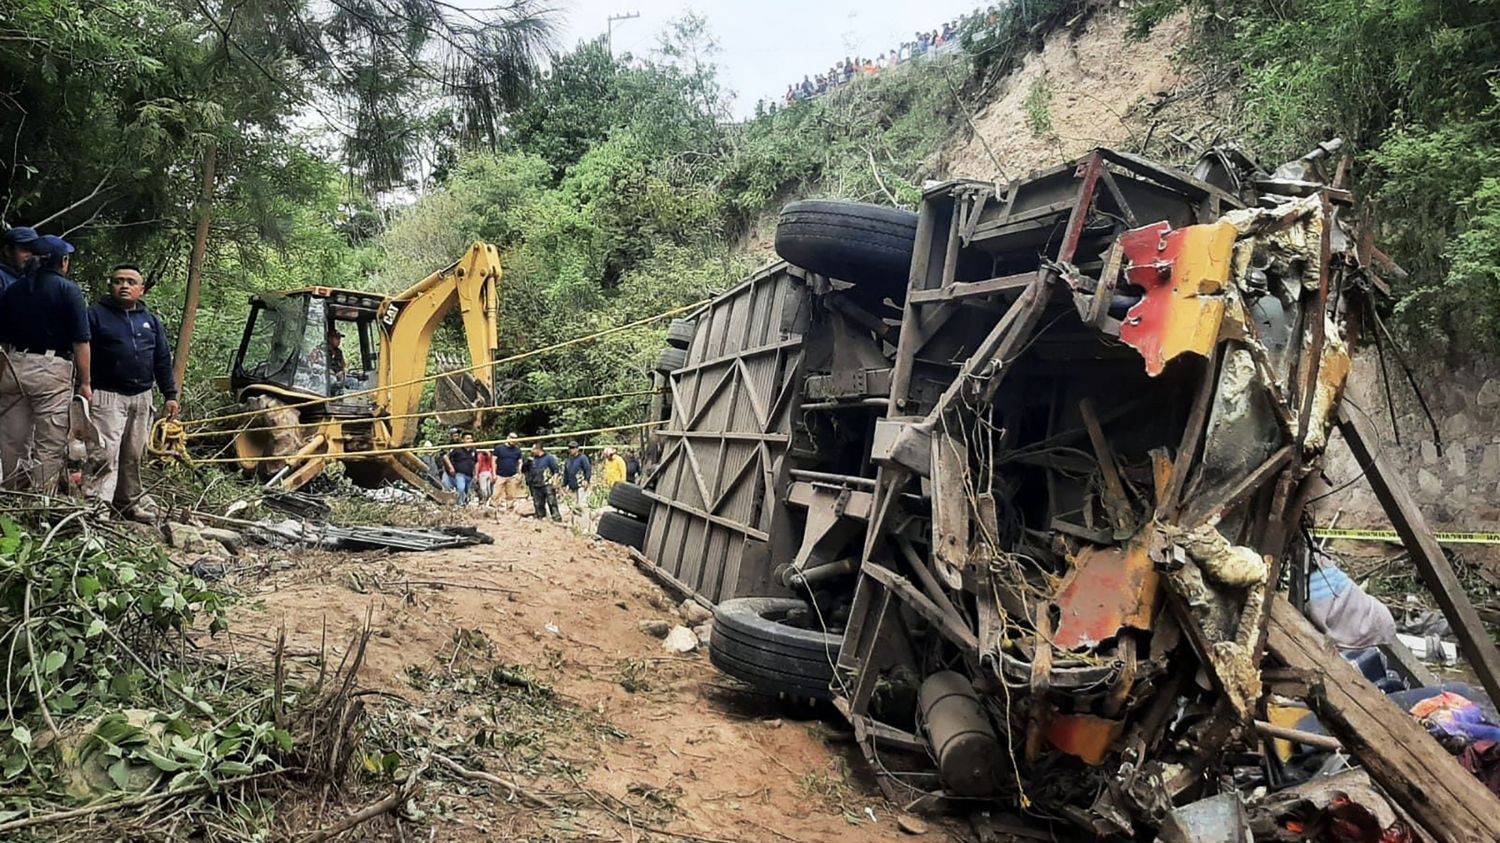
[{"left": 223, "top": 242, "right": 502, "bottom": 497}]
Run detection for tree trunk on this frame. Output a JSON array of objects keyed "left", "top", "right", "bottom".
[{"left": 174, "top": 140, "right": 217, "bottom": 392}]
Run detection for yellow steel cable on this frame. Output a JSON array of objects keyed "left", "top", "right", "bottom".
[
  {"left": 179, "top": 389, "right": 663, "bottom": 439},
  {"left": 179, "top": 299, "right": 709, "bottom": 429},
  {"left": 178, "top": 421, "right": 667, "bottom": 466}
]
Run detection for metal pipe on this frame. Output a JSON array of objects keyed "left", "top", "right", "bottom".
[
  {"left": 788, "top": 469, "right": 878, "bottom": 489},
  {"left": 1253, "top": 720, "right": 1342, "bottom": 752},
  {"left": 798, "top": 399, "right": 889, "bottom": 410}
]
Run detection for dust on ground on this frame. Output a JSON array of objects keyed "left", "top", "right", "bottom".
[{"left": 209, "top": 509, "right": 958, "bottom": 842}]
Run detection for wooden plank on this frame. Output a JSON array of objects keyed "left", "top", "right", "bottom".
[
  {"left": 1266, "top": 594, "right": 1500, "bottom": 842},
  {"left": 907, "top": 272, "right": 1035, "bottom": 304},
  {"left": 1158, "top": 351, "right": 1219, "bottom": 521},
  {"left": 1079, "top": 397, "right": 1133, "bottom": 534},
  {"left": 1336, "top": 405, "right": 1500, "bottom": 709},
  {"left": 1180, "top": 444, "right": 1293, "bottom": 527},
  {"left": 1099, "top": 168, "right": 1139, "bottom": 227},
  {"left": 863, "top": 563, "right": 978, "bottom": 653}
]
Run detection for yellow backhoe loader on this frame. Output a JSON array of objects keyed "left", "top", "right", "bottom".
[{"left": 221, "top": 242, "right": 502, "bottom": 496}]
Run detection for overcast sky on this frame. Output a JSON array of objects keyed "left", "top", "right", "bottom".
[{"left": 549, "top": 0, "right": 983, "bottom": 117}]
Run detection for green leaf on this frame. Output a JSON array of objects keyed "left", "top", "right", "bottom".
[
  {"left": 11, "top": 725, "right": 31, "bottom": 748},
  {"left": 86, "top": 619, "right": 106, "bottom": 638},
  {"left": 216, "top": 760, "right": 253, "bottom": 775},
  {"left": 1, "top": 754, "right": 24, "bottom": 780},
  {"left": 41, "top": 650, "right": 65, "bottom": 675},
  {"left": 139, "top": 749, "right": 189, "bottom": 772},
  {"left": 108, "top": 758, "right": 131, "bottom": 791}
]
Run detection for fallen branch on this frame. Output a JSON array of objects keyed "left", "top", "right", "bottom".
[
  {"left": 394, "top": 578, "right": 519, "bottom": 595},
  {"left": 0, "top": 770, "right": 287, "bottom": 833},
  {"left": 568, "top": 770, "right": 741, "bottom": 843},
  {"left": 294, "top": 757, "right": 428, "bottom": 843},
  {"left": 431, "top": 752, "right": 557, "bottom": 809}
]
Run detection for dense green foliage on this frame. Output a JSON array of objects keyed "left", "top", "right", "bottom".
[
  {"left": 378, "top": 28, "right": 975, "bottom": 441},
  {"left": 1145, "top": 0, "right": 1500, "bottom": 348}
]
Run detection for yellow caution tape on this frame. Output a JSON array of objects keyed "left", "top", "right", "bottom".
[{"left": 1311, "top": 528, "right": 1500, "bottom": 546}]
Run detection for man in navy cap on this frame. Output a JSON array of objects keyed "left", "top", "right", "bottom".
[
  {"left": 0, "top": 226, "right": 39, "bottom": 293},
  {"left": 85, "top": 263, "right": 178, "bottom": 518},
  {"left": 0, "top": 234, "right": 91, "bottom": 491}
]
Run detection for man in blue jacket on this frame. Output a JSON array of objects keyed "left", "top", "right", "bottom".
[
  {"left": 0, "top": 235, "right": 91, "bottom": 492},
  {"left": 0, "top": 226, "right": 39, "bottom": 293},
  {"left": 85, "top": 264, "right": 178, "bottom": 518},
  {"left": 562, "top": 441, "right": 592, "bottom": 528},
  {"left": 523, "top": 443, "right": 562, "bottom": 521}
]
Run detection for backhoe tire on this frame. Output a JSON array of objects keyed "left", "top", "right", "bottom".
[
  {"left": 775, "top": 200, "right": 918, "bottom": 288},
  {"left": 709, "top": 597, "right": 842, "bottom": 700},
  {"left": 666, "top": 318, "right": 696, "bottom": 350},
  {"left": 597, "top": 511, "right": 647, "bottom": 550},
  {"left": 607, "top": 482, "right": 652, "bottom": 520},
  {"left": 656, "top": 347, "right": 688, "bottom": 374}
]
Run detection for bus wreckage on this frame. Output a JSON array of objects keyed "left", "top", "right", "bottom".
[{"left": 615, "top": 143, "right": 1500, "bottom": 839}]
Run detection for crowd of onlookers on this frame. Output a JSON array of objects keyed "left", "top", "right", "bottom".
[{"left": 761, "top": 19, "right": 965, "bottom": 114}]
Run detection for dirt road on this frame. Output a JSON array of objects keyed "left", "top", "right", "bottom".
[{"left": 222, "top": 510, "right": 952, "bottom": 842}]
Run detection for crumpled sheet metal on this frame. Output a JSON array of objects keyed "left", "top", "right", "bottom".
[
  {"left": 1118, "top": 220, "right": 1239, "bottom": 376},
  {"left": 1053, "top": 540, "right": 1161, "bottom": 650}
]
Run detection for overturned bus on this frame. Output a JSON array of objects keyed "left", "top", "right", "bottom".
[{"left": 601, "top": 144, "right": 1497, "bottom": 837}]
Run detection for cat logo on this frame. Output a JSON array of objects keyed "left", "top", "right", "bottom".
[{"left": 380, "top": 301, "right": 400, "bottom": 327}]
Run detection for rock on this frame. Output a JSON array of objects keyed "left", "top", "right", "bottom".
[
  {"left": 1446, "top": 414, "right": 1474, "bottom": 438},
  {"left": 197, "top": 526, "right": 243, "bottom": 553},
  {"left": 897, "top": 815, "right": 929, "bottom": 835},
  {"left": 165, "top": 521, "right": 203, "bottom": 549},
  {"left": 1420, "top": 440, "right": 1439, "bottom": 464},
  {"left": 165, "top": 522, "right": 231, "bottom": 558},
  {"left": 1449, "top": 446, "right": 1469, "bottom": 477},
  {"left": 638, "top": 619, "right": 671, "bottom": 639},
  {"left": 1416, "top": 468, "right": 1442, "bottom": 498},
  {"left": 1482, "top": 445, "right": 1500, "bottom": 475},
  {"left": 679, "top": 599, "right": 713, "bottom": 625},
  {"left": 692, "top": 621, "right": 712, "bottom": 646},
  {"left": 1478, "top": 378, "right": 1500, "bottom": 407},
  {"left": 662, "top": 625, "right": 698, "bottom": 653}
]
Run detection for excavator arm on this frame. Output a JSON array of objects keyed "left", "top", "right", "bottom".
[{"left": 375, "top": 241, "right": 502, "bottom": 446}]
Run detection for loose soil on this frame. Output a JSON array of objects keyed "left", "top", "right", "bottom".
[{"left": 214, "top": 509, "right": 961, "bottom": 842}]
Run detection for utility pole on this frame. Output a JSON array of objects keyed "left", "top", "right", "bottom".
[{"left": 606, "top": 11, "right": 639, "bottom": 59}]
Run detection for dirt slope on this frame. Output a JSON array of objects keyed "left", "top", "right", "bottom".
[
  {"left": 218, "top": 512, "right": 953, "bottom": 842},
  {"left": 939, "top": 9, "right": 1214, "bottom": 181}
]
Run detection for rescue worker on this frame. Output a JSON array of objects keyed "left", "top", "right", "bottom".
[
  {"left": 562, "top": 441, "right": 592, "bottom": 528},
  {"left": 0, "top": 234, "right": 91, "bottom": 491},
  {"left": 85, "top": 263, "right": 178, "bottom": 519},
  {"left": 0, "top": 226, "right": 39, "bottom": 293},
  {"left": 523, "top": 443, "right": 562, "bottom": 521},
  {"left": 442, "top": 432, "right": 478, "bottom": 506},
  {"left": 598, "top": 446, "right": 626, "bottom": 489},
  {"left": 493, "top": 432, "right": 524, "bottom": 512}
]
